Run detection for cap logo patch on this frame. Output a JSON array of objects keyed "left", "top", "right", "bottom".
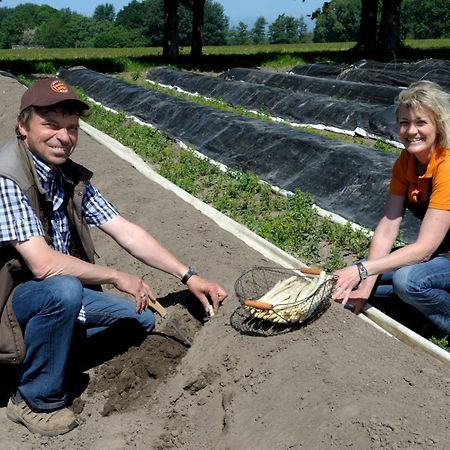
[{"left": 50, "top": 80, "right": 69, "bottom": 93}]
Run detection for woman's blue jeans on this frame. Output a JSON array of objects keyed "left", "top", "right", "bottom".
[
  {"left": 12, "top": 275, "right": 155, "bottom": 411},
  {"left": 373, "top": 256, "right": 450, "bottom": 335}
]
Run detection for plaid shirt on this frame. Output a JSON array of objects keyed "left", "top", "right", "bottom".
[
  {"left": 0, "top": 153, "right": 118, "bottom": 249},
  {"left": 0, "top": 154, "right": 119, "bottom": 323}
]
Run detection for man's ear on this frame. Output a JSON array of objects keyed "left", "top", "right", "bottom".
[{"left": 17, "top": 120, "right": 28, "bottom": 138}]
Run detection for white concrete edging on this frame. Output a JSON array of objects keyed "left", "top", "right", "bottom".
[{"left": 80, "top": 120, "right": 450, "bottom": 368}]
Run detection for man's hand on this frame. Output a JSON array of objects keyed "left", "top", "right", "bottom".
[
  {"left": 113, "top": 272, "right": 156, "bottom": 314},
  {"left": 186, "top": 275, "right": 227, "bottom": 314}
]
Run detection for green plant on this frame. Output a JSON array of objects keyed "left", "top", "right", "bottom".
[
  {"left": 34, "top": 61, "right": 57, "bottom": 74},
  {"left": 374, "top": 139, "right": 399, "bottom": 153},
  {"left": 429, "top": 335, "right": 449, "bottom": 349}
]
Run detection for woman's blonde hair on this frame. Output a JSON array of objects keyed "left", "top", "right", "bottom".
[{"left": 397, "top": 80, "right": 450, "bottom": 149}]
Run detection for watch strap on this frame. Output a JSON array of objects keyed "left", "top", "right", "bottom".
[
  {"left": 355, "top": 262, "right": 369, "bottom": 280},
  {"left": 181, "top": 266, "right": 198, "bottom": 285}
]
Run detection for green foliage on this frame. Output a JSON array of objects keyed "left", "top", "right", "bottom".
[
  {"left": 116, "top": 0, "right": 163, "bottom": 46},
  {"left": 429, "top": 335, "right": 449, "bottom": 349},
  {"left": 115, "top": 0, "right": 151, "bottom": 31},
  {"left": 114, "top": 0, "right": 228, "bottom": 47},
  {"left": 251, "top": 17, "right": 268, "bottom": 45},
  {"left": 373, "top": 140, "right": 399, "bottom": 153},
  {"left": 93, "top": 3, "right": 116, "bottom": 22},
  {"left": 0, "top": 0, "right": 228, "bottom": 49},
  {"left": 34, "top": 60, "right": 57, "bottom": 74},
  {"left": 35, "top": 12, "right": 99, "bottom": 48},
  {"left": 92, "top": 25, "right": 147, "bottom": 48},
  {"left": 228, "top": 22, "right": 251, "bottom": 46},
  {"left": 0, "top": 3, "right": 57, "bottom": 48},
  {"left": 313, "top": 0, "right": 361, "bottom": 43},
  {"left": 268, "top": 14, "right": 308, "bottom": 44},
  {"left": 202, "top": 0, "right": 229, "bottom": 46},
  {"left": 401, "top": 0, "right": 450, "bottom": 39}
]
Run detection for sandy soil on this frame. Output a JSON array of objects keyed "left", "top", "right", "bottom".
[{"left": 1, "top": 73, "right": 450, "bottom": 450}]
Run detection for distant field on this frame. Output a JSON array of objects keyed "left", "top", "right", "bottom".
[
  {"left": 0, "top": 42, "right": 352, "bottom": 60},
  {"left": 0, "top": 39, "right": 448, "bottom": 75}
]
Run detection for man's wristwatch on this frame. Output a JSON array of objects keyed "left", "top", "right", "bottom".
[
  {"left": 355, "top": 262, "right": 369, "bottom": 280},
  {"left": 181, "top": 266, "right": 198, "bottom": 285}
]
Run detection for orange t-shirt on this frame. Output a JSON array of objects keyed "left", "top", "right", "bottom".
[{"left": 389, "top": 146, "right": 450, "bottom": 212}]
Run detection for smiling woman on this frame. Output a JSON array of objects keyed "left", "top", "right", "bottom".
[{"left": 332, "top": 80, "right": 450, "bottom": 337}]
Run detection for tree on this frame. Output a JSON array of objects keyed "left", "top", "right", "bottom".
[
  {"left": 251, "top": 16, "right": 267, "bottom": 44},
  {"left": 202, "top": 0, "right": 228, "bottom": 45},
  {"left": 297, "top": 16, "right": 308, "bottom": 41},
  {"left": 92, "top": 25, "right": 147, "bottom": 47},
  {"left": 312, "top": 0, "right": 360, "bottom": 43},
  {"left": 309, "top": 0, "right": 406, "bottom": 55},
  {"left": 355, "top": 0, "right": 378, "bottom": 52},
  {"left": 116, "top": 0, "right": 159, "bottom": 45},
  {"left": 401, "top": 0, "right": 450, "bottom": 39},
  {"left": 269, "top": 14, "right": 305, "bottom": 44},
  {"left": 163, "top": 0, "right": 178, "bottom": 61},
  {"left": 1, "top": 3, "right": 57, "bottom": 47},
  {"left": 230, "top": 22, "right": 250, "bottom": 45},
  {"left": 191, "top": 0, "right": 206, "bottom": 59},
  {"left": 93, "top": 3, "right": 115, "bottom": 22},
  {"left": 35, "top": 11, "right": 99, "bottom": 48},
  {"left": 355, "top": 0, "right": 403, "bottom": 54},
  {"left": 177, "top": 2, "right": 193, "bottom": 45}
]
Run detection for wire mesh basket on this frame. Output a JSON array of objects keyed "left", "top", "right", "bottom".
[{"left": 232, "top": 266, "right": 334, "bottom": 335}]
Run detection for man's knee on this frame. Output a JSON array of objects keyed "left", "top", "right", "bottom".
[
  {"left": 137, "top": 310, "right": 156, "bottom": 334},
  {"left": 43, "top": 276, "right": 83, "bottom": 315}
]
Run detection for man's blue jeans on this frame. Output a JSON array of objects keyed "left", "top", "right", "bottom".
[
  {"left": 12, "top": 275, "right": 155, "bottom": 411},
  {"left": 372, "top": 256, "right": 450, "bottom": 335}
]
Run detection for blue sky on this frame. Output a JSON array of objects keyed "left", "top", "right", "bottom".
[{"left": 4, "top": 0, "right": 326, "bottom": 28}]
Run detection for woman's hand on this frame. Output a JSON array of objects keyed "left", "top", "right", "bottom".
[
  {"left": 332, "top": 265, "right": 360, "bottom": 301},
  {"left": 332, "top": 265, "right": 374, "bottom": 314}
]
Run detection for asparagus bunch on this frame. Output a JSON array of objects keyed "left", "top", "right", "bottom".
[{"left": 244, "top": 270, "right": 330, "bottom": 324}]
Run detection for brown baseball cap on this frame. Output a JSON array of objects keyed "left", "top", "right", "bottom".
[{"left": 20, "top": 78, "right": 89, "bottom": 114}]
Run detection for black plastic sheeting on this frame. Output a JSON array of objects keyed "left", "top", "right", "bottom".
[
  {"left": 291, "top": 59, "right": 450, "bottom": 91},
  {"left": 146, "top": 67, "right": 398, "bottom": 142},
  {"left": 58, "top": 66, "right": 420, "bottom": 241},
  {"left": 223, "top": 67, "right": 400, "bottom": 107}
]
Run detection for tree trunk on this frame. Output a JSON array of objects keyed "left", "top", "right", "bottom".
[
  {"left": 163, "top": 0, "right": 179, "bottom": 62},
  {"left": 190, "top": 0, "right": 205, "bottom": 60},
  {"left": 355, "top": 0, "right": 379, "bottom": 53},
  {"left": 377, "top": 0, "right": 403, "bottom": 55}
]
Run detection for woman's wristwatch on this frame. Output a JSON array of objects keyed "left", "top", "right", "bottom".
[
  {"left": 181, "top": 266, "right": 198, "bottom": 284},
  {"left": 355, "top": 262, "right": 369, "bottom": 280}
]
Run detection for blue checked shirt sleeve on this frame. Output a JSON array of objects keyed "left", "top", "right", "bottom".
[
  {"left": 0, "top": 177, "right": 45, "bottom": 243},
  {"left": 82, "top": 182, "right": 119, "bottom": 226}
]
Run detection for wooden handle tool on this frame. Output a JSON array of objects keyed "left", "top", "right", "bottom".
[{"left": 147, "top": 299, "right": 192, "bottom": 347}]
